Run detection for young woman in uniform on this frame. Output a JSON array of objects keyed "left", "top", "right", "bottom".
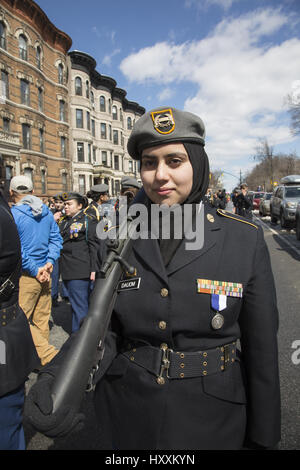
[{"left": 26, "top": 108, "right": 280, "bottom": 450}]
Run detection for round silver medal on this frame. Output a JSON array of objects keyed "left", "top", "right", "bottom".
[{"left": 211, "top": 313, "right": 224, "bottom": 330}]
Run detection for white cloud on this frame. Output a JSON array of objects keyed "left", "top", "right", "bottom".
[
  {"left": 120, "top": 8, "right": 300, "bottom": 175},
  {"left": 185, "top": 0, "right": 240, "bottom": 11},
  {"left": 102, "top": 48, "right": 121, "bottom": 67},
  {"left": 157, "top": 87, "right": 174, "bottom": 102}
]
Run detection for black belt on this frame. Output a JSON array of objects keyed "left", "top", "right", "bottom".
[
  {"left": 122, "top": 341, "right": 237, "bottom": 384},
  {"left": 0, "top": 302, "right": 19, "bottom": 327}
]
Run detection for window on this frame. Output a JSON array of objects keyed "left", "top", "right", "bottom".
[
  {"left": 113, "top": 130, "right": 118, "bottom": 145},
  {"left": 102, "top": 151, "right": 107, "bottom": 166},
  {"left": 20, "top": 79, "right": 30, "bottom": 106},
  {"left": 24, "top": 167, "right": 33, "bottom": 181},
  {"left": 61, "top": 136, "right": 66, "bottom": 158},
  {"left": 58, "top": 64, "right": 64, "bottom": 85},
  {"left": 109, "top": 124, "right": 112, "bottom": 141},
  {"left": 77, "top": 142, "right": 84, "bottom": 162},
  {"left": 100, "top": 96, "right": 106, "bottom": 112},
  {"left": 1, "top": 71, "right": 9, "bottom": 100},
  {"left": 108, "top": 99, "right": 111, "bottom": 114},
  {"left": 62, "top": 173, "right": 67, "bottom": 191},
  {"left": 92, "top": 146, "right": 96, "bottom": 163},
  {"left": 90, "top": 91, "right": 94, "bottom": 105},
  {"left": 0, "top": 22, "right": 6, "bottom": 50},
  {"left": 39, "top": 128, "right": 44, "bottom": 153},
  {"left": 115, "top": 179, "right": 120, "bottom": 195},
  {"left": 78, "top": 175, "right": 86, "bottom": 194},
  {"left": 22, "top": 124, "right": 31, "bottom": 149},
  {"left": 128, "top": 160, "right": 133, "bottom": 172},
  {"left": 127, "top": 117, "right": 132, "bottom": 130},
  {"left": 75, "top": 77, "right": 82, "bottom": 95},
  {"left": 5, "top": 166, "right": 12, "bottom": 181},
  {"left": 120, "top": 108, "right": 123, "bottom": 123},
  {"left": 114, "top": 155, "right": 119, "bottom": 170},
  {"left": 19, "top": 35, "right": 27, "bottom": 61},
  {"left": 86, "top": 81, "right": 90, "bottom": 99},
  {"left": 88, "top": 143, "right": 92, "bottom": 163},
  {"left": 91, "top": 119, "right": 95, "bottom": 137},
  {"left": 86, "top": 111, "right": 90, "bottom": 130},
  {"left": 36, "top": 46, "right": 41, "bottom": 69},
  {"left": 101, "top": 123, "right": 107, "bottom": 139},
  {"left": 59, "top": 100, "right": 65, "bottom": 121},
  {"left": 112, "top": 105, "right": 118, "bottom": 120},
  {"left": 121, "top": 132, "right": 124, "bottom": 147},
  {"left": 41, "top": 169, "right": 46, "bottom": 194},
  {"left": 76, "top": 109, "right": 83, "bottom": 128},
  {"left": 3, "top": 117, "right": 10, "bottom": 132},
  {"left": 38, "top": 87, "right": 43, "bottom": 112}
]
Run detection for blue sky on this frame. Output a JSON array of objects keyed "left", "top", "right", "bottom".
[{"left": 36, "top": 0, "right": 300, "bottom": 190}]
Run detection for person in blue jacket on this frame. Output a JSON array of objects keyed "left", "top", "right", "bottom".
[{"left": 10, "top": 176, "right": 62, "bottom": 366}]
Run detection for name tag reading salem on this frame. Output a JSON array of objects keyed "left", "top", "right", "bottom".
[{"left": 117, "top": 278, "right": 141, "bottom": 292}]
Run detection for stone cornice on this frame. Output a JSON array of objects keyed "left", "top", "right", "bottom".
[{"left": 2, "top": 0, "right": 72, "bottom": 54}]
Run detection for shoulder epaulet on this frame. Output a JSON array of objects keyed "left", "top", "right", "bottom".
[
  {"left": 84, "top": 204, "right": 100, "bottom": 221},
  {"left": 58, "top": 215, "right": 66, "bottom": 224},
  {"left": 217, "top": 209, "right": 258, "bottom": 229}
]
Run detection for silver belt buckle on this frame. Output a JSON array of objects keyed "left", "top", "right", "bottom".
[
  {"left": 0, "top": 278, "right": 15, "bottom": 295},
  {"left": 158, "top": 344, "right": 172, "bottom": 381}
]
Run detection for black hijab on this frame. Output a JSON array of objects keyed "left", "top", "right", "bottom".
[{"left": 150, "top": 142, "right": 210, "bottom": 265}]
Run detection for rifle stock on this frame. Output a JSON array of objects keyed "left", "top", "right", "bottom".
[{"left": 51, "top": 215, "right": 135, "bottom": 413}]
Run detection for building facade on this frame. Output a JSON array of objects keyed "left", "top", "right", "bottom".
[
  {"left": 68, "top": 50, "right": 145, "bottom": 195},
  {"left": 0, "top": 0, "right": 72, "bottom": 197}
]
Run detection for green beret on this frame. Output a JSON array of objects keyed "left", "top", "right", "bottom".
[
  {"left": 62, "top": 192, "right": 84, "bottom": 202},
  {"left": 90, "top": 184, "right": 109, "bottom": 194},
  {"left": 121, "top": 176, "right": 140, "bottom": 190},
  {"left": 53, "top": 193, "right": 64, "bottom": 201},
  {"left": 127, "top": 106, "right": 206, "bottom": 160}
]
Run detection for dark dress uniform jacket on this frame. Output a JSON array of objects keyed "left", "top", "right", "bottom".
[
  {"left": 0, "top": 194, "right": 39, "bottom": 396},
  {"left": 58, "top": 211, "right": 98, "bottom": 281},
  {"left": 236, "top": 193, "right": 253, "bottom": 219},
  {"left": 46, "top": 203, "right": 280, "bottom": 450},
  {"left": 92, "top": 203, "right": 280, "bottom": 450},
  {"left": 84, "top": 201, "right": 100, "bottom": 222}
]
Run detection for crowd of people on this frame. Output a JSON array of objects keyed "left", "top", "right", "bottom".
[
  {"left": 0, "top": 106, "right": 280, "bottom": 451},
  {"left": 205, "top": 184, "right": 254, "bottom": 220}
]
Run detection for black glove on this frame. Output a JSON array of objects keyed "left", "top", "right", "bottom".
[{"left": 24, "top": 373, "right": 85, "bottom": 438}]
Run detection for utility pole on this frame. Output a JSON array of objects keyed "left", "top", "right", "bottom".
[{"left": 239, "top": 169, "right": 242, "bottom": 185}]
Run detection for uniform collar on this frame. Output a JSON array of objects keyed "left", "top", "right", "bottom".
[{"left": 132, "top": 203, "right": 221, "bottom": 283}]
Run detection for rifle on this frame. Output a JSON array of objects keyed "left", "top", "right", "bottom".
[{"left": 51, "top": 190, "right": 145, "bottom": 413}]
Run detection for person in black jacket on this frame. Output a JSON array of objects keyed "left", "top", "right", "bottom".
[
  {"left": 0, "top": 190, "right": 39, "bottom": 449},
  {"left": 84, "top": 184, "right": 109, "bottom": 222},
  {"left": 58, "top": 192, "right": 99, "bottom": 332},
  {"left": 25, "top": 107, "right": 280, "bottom": 450},
  {"left": 236, "top": 184, "right": 253, "bottom": 219}
]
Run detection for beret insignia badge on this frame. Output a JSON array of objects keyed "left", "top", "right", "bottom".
[{"left": 151, "top": 108, "right": 175, "bottom": 134}]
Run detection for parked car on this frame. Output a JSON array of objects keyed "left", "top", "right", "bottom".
[
  {"left": 252, "top": 192, "right": 265, "bottom": 210},
  {"left": 296, "top": 201, "right": 300, "bottom": 240},
  {"left": 270, "top": 175, "right": 300, "bottom": 228},
  {"left": 259, "top": 192, "right": 272, "bottom": 216}
]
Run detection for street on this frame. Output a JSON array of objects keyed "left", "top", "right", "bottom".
[{"left": 23, "top": 210, "right": 300, "bottom": 450}]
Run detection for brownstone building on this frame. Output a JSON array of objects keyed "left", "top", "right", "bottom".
[
  {"left": 68, "top": 50, "right": 145, "bottom": 195},
  {"left": 0, "top": 0, "right": 72, "bottom": 197}
]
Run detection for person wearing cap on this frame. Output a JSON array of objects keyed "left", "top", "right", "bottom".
[
  {"left": 0, "top": 187, "right": 39, "bottom": 449},
  {"left": 49, "top": 194, "right": 66, "bottom": 307},
  {"left": 236, "top": 183, "right": 253, "bottom": 219},
  {"left": 58, "top": 192, "right": 99, "bottom": 332},
  {"left": 25, "top": 107, "right": 280, "bottom": 450},
  {"left": 9, "top": 176, "right": 62, "bottom": 368},
  {"left": 84, "top": 184, "right": 109, "bottom": 222},
  {"left": 120, "top": 176, "right": 140, "bottom": 205}
]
